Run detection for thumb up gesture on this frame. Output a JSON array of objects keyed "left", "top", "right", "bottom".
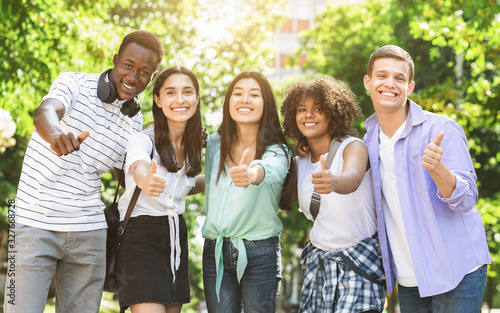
[
  {"left": 230, "top": 148, "right": 257, "bottom": 187},
  {"left": 422, "top": 132, "right": 444, "bottom": 173},
  {"left": 311, "top": 155, "right": 337, "bottom": 194},
  {"left": 138, "top": 159, "right": 167, "bottom": 197}
]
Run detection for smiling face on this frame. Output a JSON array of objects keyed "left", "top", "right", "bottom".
[
  {"left": 296, "top": 97, "right": 330, "bottom": 142},
  {"left": 109, "top": 42, "right": 159, "bottom": 101},
  {"left": 364, "top": 57, "right": 415, "bottom": 116},
  {"left": 154, "top": 73, "right": 199, "bottom": 125},
  {"left": 229, "top": 78, "right": 264, "bottom": 126}
]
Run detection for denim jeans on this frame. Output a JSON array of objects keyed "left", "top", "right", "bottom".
[
  {"left": 203, "top": 237, "right": 282, "bottom": 313},
  {"left": 398, "top": 264, "right": 487, "bottom": 313}
]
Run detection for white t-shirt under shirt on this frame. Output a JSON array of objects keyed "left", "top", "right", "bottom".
[
  {"left": 296, "top": 137, "right": 377, "bottom": 252},
  {"left": 378, "top": 121, "right": 418, "bottom": 287}
]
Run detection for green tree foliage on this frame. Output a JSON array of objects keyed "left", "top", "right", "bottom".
[
  {"left": 295, "top": 0, "right": 456, "bottom": 118},
  {"left": 296, "top": 0, "right": 500, "bottom": 308}
]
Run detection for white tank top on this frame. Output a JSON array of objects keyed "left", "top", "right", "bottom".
[{"left": 296, "top": 137, "right": 377, "bottom": 251}]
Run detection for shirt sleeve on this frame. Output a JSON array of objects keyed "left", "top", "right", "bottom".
[
  {"left": 204, "top": 133, "right": 220, "bottom": 208},
  {"left": 41, "top": 72, "right": 80, "bottom": 114},
  {"left": 434, "top": 120, "right": 478, "bottom": 213},
  {"left": 251, "top": 144, "right": 291, "bottom": 187},
  {"left": 124, "top": 132, "right": 154, "bottom": 173}
]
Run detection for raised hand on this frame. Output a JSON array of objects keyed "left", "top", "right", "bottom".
[
  {"left": 422, "top": 132, "right": 444, "bottom": 173},
  {"left": 295, "top": 137, "right": 310, "bottom": 157},
  {"left": 50, "top": 131, "right": 90, "bottom": 156},
  {"left": 138, "top": 159, "right": 167, "bottom": 197},
  {"left": 230, "top": 148, "right": 257, "bottom": 187},
  {"left": 311, "top": 154, "right": 336, "bottom": 194}
]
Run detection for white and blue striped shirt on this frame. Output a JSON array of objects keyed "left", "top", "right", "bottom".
[{"left": 16, "top": 71, "right": 143, "bottom": 231}]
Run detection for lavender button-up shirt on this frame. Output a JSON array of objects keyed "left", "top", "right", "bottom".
[{"left": 363, "top": 100, "right": 491, "bottom": 297}]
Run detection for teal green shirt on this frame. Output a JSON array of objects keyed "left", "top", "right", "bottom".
[{"left": 202, "top": 132, "right": 290, "bottom": 298}]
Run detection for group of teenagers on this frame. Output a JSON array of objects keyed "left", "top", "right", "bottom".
[{"left": 7, "top": 30, "right": 491, "bottom": 313}]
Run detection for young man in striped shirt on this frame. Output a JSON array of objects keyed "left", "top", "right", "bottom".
[{"left": 5, "top": 31, "right": 163, "bottom": 313}]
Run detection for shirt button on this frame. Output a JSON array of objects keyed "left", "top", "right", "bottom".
[
  {"left": 169, "top": 195, "right": 173, "bottom": 199},
  {"left": 176, "top": 174, "right": 180, "bottom": 178},
  {"left": 220, "top": 207, "right": 223, "bottom": 211}
]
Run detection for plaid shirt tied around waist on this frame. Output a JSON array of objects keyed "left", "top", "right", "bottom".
[{"left": 299, "top": 233, "right": 386, "bottom": 313}]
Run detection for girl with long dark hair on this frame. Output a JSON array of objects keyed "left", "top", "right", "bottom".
[
  {"left": 202, "top": 71, "right": 293, "bottom": 312},
  {"left": 117, "top": 66, "right": 203, "bottom": 313}
]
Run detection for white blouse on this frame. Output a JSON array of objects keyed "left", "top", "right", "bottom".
[{"left": 117, "top": 128, "right": 196, "bottom": 282}]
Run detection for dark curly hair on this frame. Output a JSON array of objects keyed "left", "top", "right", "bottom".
[
  {"left": 281, "top": 76, "right": 361, "bottom": 146},
  {"left": 118, "top": 30, "right": 164, "bottom": 66}
]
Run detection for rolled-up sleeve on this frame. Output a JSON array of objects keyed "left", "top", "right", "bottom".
[
  {"left": 251, "top": 145, "right": 290, "bottom": 187},
  {"left": 125, "top": 132, "right": 154, "bottom": 173},
  {"left": 434, "top": 120, "right": 478, "bottom": 213}
]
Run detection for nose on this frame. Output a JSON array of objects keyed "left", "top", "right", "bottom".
[
  {"left": 176, "top": 92, "right": 185, "bottom": 103},
  {"left": 384, "top": 76, "right": 396, "bottom": 87},
  {"left": 241, "top": 93, "right": 250, "bottom": 103},
  {"left": 305, "top": 108, "right": 314, "bottom": 118},
  {"left": 127, "top": 70, "right": 138, "bottom": 82}
]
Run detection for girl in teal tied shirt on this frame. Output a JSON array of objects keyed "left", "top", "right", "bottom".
[{"left": 202, "top": 71, "right": 294, "bottom": 312}]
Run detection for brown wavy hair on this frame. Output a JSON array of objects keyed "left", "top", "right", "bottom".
[
  {"left": 367, "top": 45, "right": 414, "bottom": 81},
  {"left": 281, "top": 76, "right": 361, "bottom": 148},
  {"left": 150, "top": 66, "right": 202, "bottom": 177}
]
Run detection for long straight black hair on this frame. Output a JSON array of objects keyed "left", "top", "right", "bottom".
[
  {"left": 151, "top": 66, "right": 202, "bottom": 177},
  {"left": 216, "top": 71, "right": 296, "bottom": 211}
]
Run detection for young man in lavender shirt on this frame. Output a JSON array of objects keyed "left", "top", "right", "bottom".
[{"left": 363, "top": 45, "right": 490, "bottom": 312}]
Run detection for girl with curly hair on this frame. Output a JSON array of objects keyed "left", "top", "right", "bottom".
[{"left": 281, "top": 76, "right": 386, "bottom": 313}]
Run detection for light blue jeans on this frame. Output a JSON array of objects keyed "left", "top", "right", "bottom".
[
  {"left": 398, "top": 264, "right": 487, "bottom": 313},
  {"left": 202, "top": 237, "right": 282, "bottom": 313},
  {"left": 3, "top": 224, "right": 106, "bottom": 313}
]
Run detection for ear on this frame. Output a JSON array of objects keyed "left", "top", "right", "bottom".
[
  {"left": 196, "top": 93, "right": 200, "bottom": 106},
  {"left": 112, "top": 54, "right": 119, "bottom": 67},
  {"left": 407, "top": 80, "right": 415, "bottom": 96},
  {"left": 154, "top": 95, "right": 161, "bottom": 108},
  {"left": 150, "top": 71, "right": 158, "bottom": 82},
  {"left": 363, "top": 75, "right": 371, "bottom": 91}
]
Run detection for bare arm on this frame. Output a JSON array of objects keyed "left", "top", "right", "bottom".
[
  {"left": 34, "top": 98, "right": 89, "bottom": 156},
  {"left": 312, "top": 140, "right": 368, "bottom": 195},
  {"left": 188, "top": 175, "right": 206, "bottom": 195}
]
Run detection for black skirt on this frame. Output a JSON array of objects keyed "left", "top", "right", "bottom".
[{"left": 117, "top": 214, "right": 190, "bottom": 311}]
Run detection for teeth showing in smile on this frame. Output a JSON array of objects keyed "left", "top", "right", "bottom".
[
  {"left": 172, "top": 108, "right": 188, "bottom": 112},
  {"left": 123, "top": 83, "right": 136, "bottom": 90},
  {"left": 303, "top": 122, "right": 317, "bottom": 126},
  {"left": 238, "top": 108, "right": 252, "bottom": 113},
  {"left": 381, "top": 91, "right": 396, "bottom": 97}
]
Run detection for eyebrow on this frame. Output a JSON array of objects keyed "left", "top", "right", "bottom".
[
  {"left": 375, "top": 69, "right": 407, "bottom": 77},
  {"left": 163, "top": 86, "right": 195, "bottom": 91},
  {"left": 233, "top": 86, "right": 261, "bottom": 92},
  {"left": 123, "top": 58, "right": 153, "bottom": 72}
]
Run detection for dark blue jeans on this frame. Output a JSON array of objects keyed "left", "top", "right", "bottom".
[
  {"left": 398, "top": 264, "right": 487, "bottom": 313},
  {"left": 202, "top": 237, "right": 282, "bottom": 313}
]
